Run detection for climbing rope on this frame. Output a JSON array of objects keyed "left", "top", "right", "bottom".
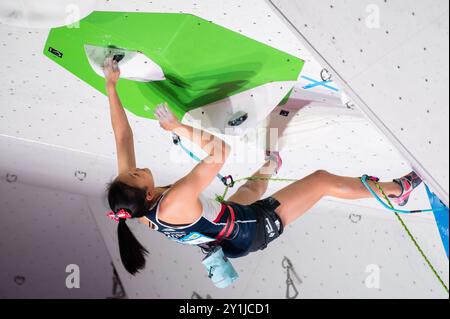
[
  {"left": 360, "top": 175, "right": 447, "bottom": 214},
  {"left": 173, "top": 134, "right": 449, "bottom": 293},
  {"left": 362, "top": 176, "right": 449, "bottom": 294},
  {"left": 214, "top": 176, "right": 298, "bottom": 203}
]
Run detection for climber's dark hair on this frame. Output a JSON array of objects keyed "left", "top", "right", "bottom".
[{"left": 106, "top": 179, "right": 150, "bottom": 275}]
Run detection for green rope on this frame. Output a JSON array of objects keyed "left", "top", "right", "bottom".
[
  {"left": 372, "top": 181, "right": 449, "bottom": 294},
  {"left": 215, "top": 176, "right": 298, "bottom": 203}
]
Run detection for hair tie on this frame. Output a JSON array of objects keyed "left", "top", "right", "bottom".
[{"left": 106, "top": 209, "right": 132, "bottom": 222}]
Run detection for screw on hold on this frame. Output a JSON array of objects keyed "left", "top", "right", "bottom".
[
  {"left": 227, "top": 111, "right": 248, "bottom": 127},
  {"left": 74, "top": 171, "right": 87, "bottom": 181},
  {"left": 349, "top": 213, "right": 362, "bottom": 223},
  {"left": 6, "top": 173, "right": 18, "bottom": 183},
  {"left": 280, "top": 110, "right": 290, "bottom": 117},
  {"left": 345, "top": 101, "right": 355, "bottom": 110}
]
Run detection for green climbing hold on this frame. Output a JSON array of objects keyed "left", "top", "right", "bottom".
[{"left": 44, "top": 11, "right": 304, "bottom": 122}]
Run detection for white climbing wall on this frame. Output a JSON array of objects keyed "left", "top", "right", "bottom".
[
  {"left": 0, "top": 0, "right": 448, "bottom": 299},
  {"left": 0, "top": 161, "right": 114, "bottom": 298},
  {"left": 267, "top": 0, "right": 450, "bottom": 206}
]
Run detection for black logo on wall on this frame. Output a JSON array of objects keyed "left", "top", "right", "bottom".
[{"left": 48, "top": 47, "right": 63, "bottom": 58}]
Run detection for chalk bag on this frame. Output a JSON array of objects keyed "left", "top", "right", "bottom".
[{"left": 201, "top": 246, "right": 238, "bottom": 288}]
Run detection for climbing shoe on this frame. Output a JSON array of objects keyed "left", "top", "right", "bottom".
[
  {"left": 389, "top": 171, "right": 423, "bottom": 206},
  {"left": 265, "top": 150, "right": 283, "bottom": 175}
]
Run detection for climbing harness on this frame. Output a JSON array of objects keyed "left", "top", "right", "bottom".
[
  {"left": 361, "top": 175, "right": 449, "bottom": 293},
  {"left": 282, "top": 256, "right": 302, "bottom": 299},
  {"left": 172, "top": 134, "right": 449, "bottom": 293}
]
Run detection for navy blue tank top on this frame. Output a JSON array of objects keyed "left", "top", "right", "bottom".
[{"left": 144, "top": 190, "right": 258, "bottom": 258}]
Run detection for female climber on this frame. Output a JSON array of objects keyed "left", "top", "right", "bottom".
[{"left": 103, "top": 57, "right": 423, "bottom": 275}]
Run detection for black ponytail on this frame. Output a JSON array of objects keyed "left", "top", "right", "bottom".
[
  {"left": 117, "top": 218, "right": 148, "bottom": 275},
  {"left": 106, "top": 180, "right": 151, "bottom": 275}
]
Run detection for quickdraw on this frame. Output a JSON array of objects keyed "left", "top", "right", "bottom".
[{"left": 173, "top": 133, "right": 235, "bottom": 188}]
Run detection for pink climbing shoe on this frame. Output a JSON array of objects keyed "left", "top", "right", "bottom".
[
  {"left": 389, "top": 171, "right": 423, "bottom": 206},
  {"left": 265, "top": 150, "right": 283, "bottom": 175}
]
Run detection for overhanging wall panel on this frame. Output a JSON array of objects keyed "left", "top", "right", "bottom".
[{"left": 267, "top": 0, "right": 449, "bottom": 205}]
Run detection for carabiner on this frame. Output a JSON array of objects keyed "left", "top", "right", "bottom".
[
  {"left": 221, "top": 175, "right": 235, "bottom": 188},
  {"left": 172, "top": 133, "right": 181, "bottom": 145},
  {"left": 361, "top": 175, "right": 380, "bottom": 183},
  {"left": 282, "top": 256, "right": 293, "bottom": 269},
  {"left": 286, "top": 275, "right": 299, "bottom": 299}
]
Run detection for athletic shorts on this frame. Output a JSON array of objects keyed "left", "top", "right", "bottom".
[{"left": 247, "top": 196, "right": 284, "bottom": 252}]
